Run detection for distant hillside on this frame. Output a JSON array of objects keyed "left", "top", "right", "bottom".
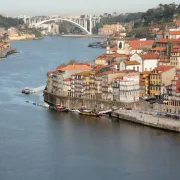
[
  {"left": 0, "top": 15, "right": 23, "bottom": 29},
  {"left": 142, "top": 3, "right": 180, "bottom": 26},
  {"left": 92, "top": 3, "right": 180, "bottom": 34}
]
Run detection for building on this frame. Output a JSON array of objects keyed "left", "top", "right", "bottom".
[
  {"left": 112, "top": 72, "right": 140, "bottom": 103},
  {"left": 168, "top": 76, "right": 180, "bottom": 106},
  {"left": 98, "top": 24, "right": 123, "bottom": 36},
  {"left": 51, "top": 63, "right": 91, "bottom": 96},
  {"left": 71, "top": 71, "right": 90, "bottom": 98},
  {"left": 46, "top": 70, "right": 55, "bottom": 93},
  {"left": 128, "top": 39, "right": 154, "bottom": 54},
  {"left": 169, "top": 31, "right": 180, "bottom": 39},
  {"left": 129, "top": 53, "right": 159, "bottom": 72},
  {"left": 101, "top": 71, "right": 126, "bottom": 101},
  {"left": 140, "top": 71, "right": 152, "bottom": 97},
  {"left": 149, "top": 66, "right": 176, "bottom": 97},
  {"left": 170, "top": 46, "right": 180, "bottom": 68},
  {"left": 63, "top": 78, "right": 72, "bottom": 97},
  {"left": 158, "top": 55, "right": 170, "bottom": 66},
  {"left": 124, "top": 61, "right": 140, "bottom": 71}
]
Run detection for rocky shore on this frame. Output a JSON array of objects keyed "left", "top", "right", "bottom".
[{"left": 0, "top": 49, "right": 19, "bottom": 58}]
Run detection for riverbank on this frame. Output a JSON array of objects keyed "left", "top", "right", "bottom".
[
  {"left": 55, "top": 34, "right": 107, "bottom": 38},
  {"left": 0, "top": 48, "right": 19, "bottom": 58},
  {"left": 112, "top": 109, "right": 180, "bottom": 133}
]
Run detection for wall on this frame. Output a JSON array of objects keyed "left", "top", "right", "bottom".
[
  {"left": 143, "top": 59, "right": 158, "bottom": 71},
  {"left": 129, "top": 54, "right": 142, "bottom": 71},
  {"left": 161, "top": 67, "right": 176, "bottom": 86}
]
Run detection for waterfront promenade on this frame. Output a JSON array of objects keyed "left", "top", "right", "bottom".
[{"left": 113, "top": 109, "right": 180, "bottom": 132}]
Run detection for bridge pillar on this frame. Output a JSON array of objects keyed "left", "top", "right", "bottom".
[{"left": 89, "top": 15, "right": 92, "bottom": 34}]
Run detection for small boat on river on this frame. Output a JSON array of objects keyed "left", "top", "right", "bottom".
[
  {"left": 79, "top": 110, "right": 101, "bottom": 117},
  {"left": 70, "top": 109, "right": 80, "bottom": 113},
  {"left": 55, "top": 105, "right": 69, "bottom": 112},
  {"left": 22, "top": 87, "right": 34, "bottom": 94}
]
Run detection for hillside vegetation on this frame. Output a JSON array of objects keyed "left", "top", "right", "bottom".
[
  {"left": 92, "top": 3, "right": 180, "bottom": 36},
  {"left": 0, "top": 15, "right": 23, "bottom": 29}
]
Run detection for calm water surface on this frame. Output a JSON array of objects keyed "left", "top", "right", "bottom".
[{"left": 0, "top": 37, "right": 180, "bottom": 180}]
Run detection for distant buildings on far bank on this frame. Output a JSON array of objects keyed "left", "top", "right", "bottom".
[{"left": 98, "top": 23, "right": 126, "bottom": 36}]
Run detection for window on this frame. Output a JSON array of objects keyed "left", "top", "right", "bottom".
[{"left": 137, "top": 66, "right": 139, "bottom": 72}]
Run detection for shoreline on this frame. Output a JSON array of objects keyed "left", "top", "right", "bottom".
[
  {"left": 54, "top": 34, "right": 107, "bottom": 38},
  {"left": 112, "top": 109, "right": 180, "bottom": 133},
  {"left": 0, "top": 48, "right": 19, "bottom": 58}
]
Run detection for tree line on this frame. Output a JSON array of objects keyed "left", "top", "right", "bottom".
[
  {"left": 0, "top": 15, "right": 23, "bottom": 29},
  {"left": 92, "top": 3, "right": 180, "bottom": 35}
]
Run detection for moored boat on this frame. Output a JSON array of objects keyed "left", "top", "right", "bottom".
[
  {"left": 70, "top": 109, "right": 80, "bottom": 113},
  {"left": 79, "top": 110, "right": 101, "bottom": 117},
  {"left": 55, "top": 105, "right": 69, "bottom": 112}
]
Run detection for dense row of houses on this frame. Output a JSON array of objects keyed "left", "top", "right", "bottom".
[{"left": 45, "top": 24, "right": 180, "bottom": 106}]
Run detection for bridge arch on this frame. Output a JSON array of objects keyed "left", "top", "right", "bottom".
[{"left": 34, "top": 18, "right": 91, "bottom": 35}]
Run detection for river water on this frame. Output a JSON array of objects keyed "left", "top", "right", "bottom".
[{"left": 0, "top": 37, "right": 180, "bottom": 180}]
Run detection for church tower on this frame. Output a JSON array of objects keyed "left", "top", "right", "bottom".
[{"left": 117, "top": 40, "right": 130, "bottom": 55}]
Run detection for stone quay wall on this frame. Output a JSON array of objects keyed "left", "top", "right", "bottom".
[
  {"left": 44, "top": 90, "right": 138, "bottom": 111},
  {"left": 112, "top": 109, "right": 180, "bottom": 133}
]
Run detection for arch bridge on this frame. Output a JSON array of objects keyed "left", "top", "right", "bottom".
[{"left": 24, "top": 15, "right": 101, "bottom": 35}]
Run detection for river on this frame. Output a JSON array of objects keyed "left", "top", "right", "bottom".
[{"left": 0, "top": 37, "right": 180, "bottom": 180}]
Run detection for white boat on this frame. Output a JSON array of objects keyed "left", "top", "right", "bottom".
[
  {"left": 70, "top": 109, "right": 80, "bottom": 113},
  {"left": 42, "top": 102, "right": 50, "bottom": 108},
  {"left": 22, "top": 87, "right": 34, "bottom": 94}
]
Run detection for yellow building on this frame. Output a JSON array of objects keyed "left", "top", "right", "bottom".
[
  {"left": 140, "top": 71, "right": 151, "bottom": 97},
  {"left": 149, "top": 66, "right": 176, "bottom": 97},
  {"left": 149, "top": 73, "right": 161, "bottom": 96}
]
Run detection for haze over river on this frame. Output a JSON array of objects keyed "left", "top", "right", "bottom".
[{"left": 0, "top": 37, "right": 180, "bottom": 180}]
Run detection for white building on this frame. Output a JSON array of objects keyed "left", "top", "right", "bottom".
[
  {"left": 129, "top": 53, "right": 159, "bottom": 72},
  {"left": 112, "top": 72, "right": 140, "bottom": 103}
]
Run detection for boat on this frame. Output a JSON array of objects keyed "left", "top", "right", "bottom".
[
  {"left": 22, "top": 87, "right": 34, "bottom": 94},
  {"left": 79, "top": 110, "right": 101, "bottom": 117},
  {"left": 55, "top": 105, "right": 69, "bottom": 112},
  {"left": 70, "top": 109, "right": 80, "bottom": 113},
  {"left": 42, "top": 102, "right": 50, "bottom": 108}
]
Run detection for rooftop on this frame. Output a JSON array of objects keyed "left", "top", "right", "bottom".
[
  {"left": 169, "top": 31, "right": 180, "bottom": 35},
  {"left": 141, "top": 53, "right": 160, "bottom": 59},
  {"left": 155, "top": 66, "right": 175, "bottom": 72},
  {"left": 58, "top": 64, "right": 91, "bottom": 71},
  {"left": 152, "top": 47, "right": 167, "bottom": 51},
  {"left": 128, "top": 40, "right": 154, "bottom": 50},
  {"left": 124, "top": 60, "right": 140, "bottom": 65}
]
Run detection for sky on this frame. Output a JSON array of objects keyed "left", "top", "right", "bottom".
[{"left": 0, "top": 0, "right": 179, "bottom": 16}]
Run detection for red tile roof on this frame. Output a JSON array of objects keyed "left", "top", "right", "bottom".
[
  {"left": 64, "top": 78, "right": 72, "bottom": 82},
  {"left": 155, "top": 66, "right": 174, "bottom": 72},
  {"left": 128, "top": 40, "right": 154, "bottom": 50},
  {"left": 124, "top": 61, "right": 140, "bottom": 65},
  {"left": 58, "top": 64, "right": 91, "bottom": 71},
  {"left": 156, "top": 38, "right": 169, "bottom": 43},
  {"left": 152, "top": 47, "right": 167, "bottom": 51},
  {"left": 169, "top": 31, "right": 180, "bottom": 35},
  {"left": 156, "top": 31, "right": 163, "bottom": 35},
  {"left": 142, "top": 53, "right": 160, "bottom": 59}
]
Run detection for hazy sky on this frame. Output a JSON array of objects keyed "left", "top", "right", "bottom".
[{"left": 1, "top": 0, "right": 178, "bottom": 16}]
